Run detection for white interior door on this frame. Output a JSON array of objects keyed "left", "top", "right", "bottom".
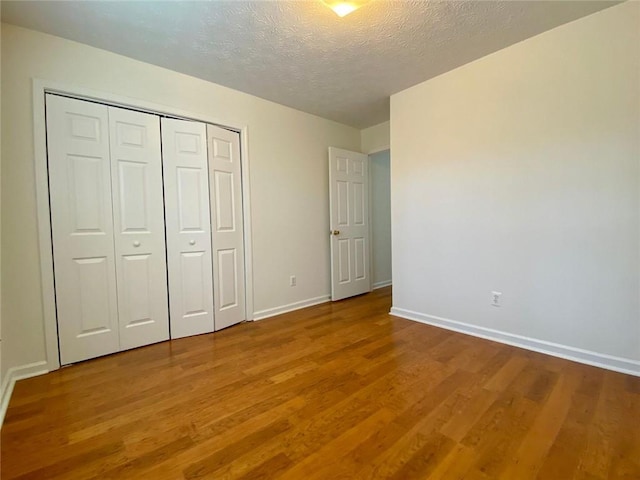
[
  {"left": 46, "top": 94, "right": 120, "bottom": 364},
  {"left": 207, "top": 125, "right": 246, "bottom": 330},
  {"left": 109, "top": 106, "right": 169, "bottom": 350},
  {"left": 329, "top": 147, "right": 371, "bottom": 301},
  {"left": 162, "top": 118, "right": 215, "bottom": 339}
]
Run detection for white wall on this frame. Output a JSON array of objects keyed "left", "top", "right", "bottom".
[
  {"left": 370, "top": 150, "right": 392, "bottom": 288},
  {"left": 390, "top": 2, "right": 640, "bottom": 373},
  {"left": 361, "top": 121, "right": 390, "bottom": 154},
  {"left": 0, "top": 24, "right": 360, "bottom": 382}
]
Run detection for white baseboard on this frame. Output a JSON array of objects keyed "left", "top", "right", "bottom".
[
  {"left": 390, "top": 307, "right": 640, "bottom": 377},
  {"left": 253, "top": 295, "right": 331, "bottom": 321},
  {"left": 1, "top": 361, "right": 49, "bottom": 427},
  {"left": 372, "top": 280, "right": 392, "bottom": 290}
]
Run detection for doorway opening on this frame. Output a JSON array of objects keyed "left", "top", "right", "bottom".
[{"left": 369, "top": 149, "right": 392, "bottom": 290}]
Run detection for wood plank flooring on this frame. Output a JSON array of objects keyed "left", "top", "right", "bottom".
[{"left": 2, "top": 287, "right": 639, "bottom": 479}]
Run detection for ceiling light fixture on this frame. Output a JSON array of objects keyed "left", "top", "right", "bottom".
[{"left": 322, "top": 0, "right": 369, "bottom": 17}]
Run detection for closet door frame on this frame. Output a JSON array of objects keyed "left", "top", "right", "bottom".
[{"left": 32, "top": 80, "right": 255, "bottom": 372}]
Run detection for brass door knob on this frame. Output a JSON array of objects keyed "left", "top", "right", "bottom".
[{"left": 331, "top": 230, "right": 340, "bottom": 236}]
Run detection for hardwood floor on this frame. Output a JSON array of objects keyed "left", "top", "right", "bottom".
[{"left": 2, "top": 287, "right": 639, "bottom": 479}]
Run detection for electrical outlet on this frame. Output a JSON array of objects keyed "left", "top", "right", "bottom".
[
  {"left": 491, "top": 291, "right": 502, "bottom": 307},
  {"left": 290, "top": 275, "right": 297, "bottom": 287}
]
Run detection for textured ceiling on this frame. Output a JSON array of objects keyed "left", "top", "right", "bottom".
[{"left": 1, "top": 1, "right": 618, "bottom": 128}]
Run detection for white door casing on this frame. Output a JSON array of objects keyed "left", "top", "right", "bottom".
[
  {"left": 46, "top": 95, "right": 120, "bottom": 364},
  {"left": 329, "top": 147, "right": 371, "bottom": 301},
  {"left": 108, "top": 106, "right": 169, "bottom": 350},
  {"left": 162, "top": 118, "right": 215, "bottom": 339},
  {"left": 207, "top": 125, "right": 246, "bottom": 329}
]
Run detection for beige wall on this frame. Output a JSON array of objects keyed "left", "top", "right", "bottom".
[
  {"left": 391, "top": 2, "right": 640, "bottom": 369},
  {"left": 0, "top": 24, "right": 360, "bottom": 377},
  {"left": 361, "top": 121, "right": 390, "bottom": 154}
]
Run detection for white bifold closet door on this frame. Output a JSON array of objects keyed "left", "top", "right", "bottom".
[
  {"left": 108, "top": 106, "right": 169, "bottom": 350},
  {"left": 47, "top": 95, "right": 169, "bottom": 364},
  {"left": 48, "top": 96, "right": 119, "bottom": 364},
  {"left": 207, "top": 125, "right": 246, "bottom": 329},
  {"left": 161, "top": 118, "right": 216, "bottom": 338}
]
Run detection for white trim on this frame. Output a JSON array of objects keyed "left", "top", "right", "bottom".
[
  {"left": 367, "top": 152, "right": 374, "bottom": 292},
  {"left": 33, "top": 81, "right": 61, "bottom": 373},
  {"left": 33, "top": 79, "right": 248, "bottom": 132},
  {"left": 0, "top": 362, "right": 49, "bottom": 427},
  {"left": 367, "top": 149, "right": 391, "bottom": 293},
  {"left": 240, "top": 126, "right": 255, "bottom": 320},
  {"left": 253, "top": 295, "right": 331, "bottom": 321},
  {"left": 372, "top": 280, "right": 392, "bottom": 290},
  {"left": 390, "top": 307, "right": 640, "bottom": 377},
  {"left": 32, "top": 78, "right": 255, "bottom": 370}
]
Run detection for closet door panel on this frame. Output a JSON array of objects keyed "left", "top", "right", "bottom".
[
  {"left": 109, "top": 107, "right": 169, "bottom": 350},
  {"left": 162, "top": 119, "right": 215, "bottom": 338},
  {"left": 208, "top": 125, "right": 246, "bottom": 330},
  {"left": 46, "top": 95, "right": 119, "bottom": 364}
]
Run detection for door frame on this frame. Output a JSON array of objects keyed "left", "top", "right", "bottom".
[
  {"left": 366, "top": 147, "right": 392, "bottom": 291},
  {"left": 32, "top": 78, "right": 255, "bottom": 372}
]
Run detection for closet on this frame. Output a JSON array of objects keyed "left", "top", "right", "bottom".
[{"left": 46, "top": 94, "right": 246, "bottom": 365}]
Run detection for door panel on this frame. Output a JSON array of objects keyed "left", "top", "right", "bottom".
[
  {"left": 337, "top": 180, "right": 349, "bottom": 226},
  {"left": 180, "top": 251, "right": 209, "bottom": 316},
  {"left": 354, "top": 237, "right": 366, "bottom": 280},
  {"left": 120, "top": 254, "right": 153, "bottom": 326},
  {"left": 109, "top": 106, "right": 169, "bottom": 350},
  {"left": 162, "top": 119, "right": 215, "bottom": 338},
  {"left": 74, "top": 256, "right": 112, "bottom": 334},
  {"left": 338, "top": 239, "right": 351, "bottom": 283},
  {"left": 329, "top": 147, "right": 371, "bottom": 301},
  {"left": 46, "top": 95, "right": 120, "bottom": 364},
  {"left": 177, "top": 167, "right": 205, "bottom": 230},
  {"left": 117, "top": 161, "right": 148, "bottom": 231},
  {"left": 353, "top": 182, "right": 365, "bottom": 225},
  {"left": 213, "top": 171, "right": 235, "bottom": 231},
  {"left": 68, "top": 155, "right": 106, "bottom": 232},
  {"left": 207, "top": 125, "right": 246, "bottom": 330},
  {"left": 217, "top": 249, "right": 238, "bottom": 309}
]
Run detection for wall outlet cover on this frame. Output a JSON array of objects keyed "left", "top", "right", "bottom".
[{"left": 491, "top": 291, "right": 502, "bottom": 307}]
